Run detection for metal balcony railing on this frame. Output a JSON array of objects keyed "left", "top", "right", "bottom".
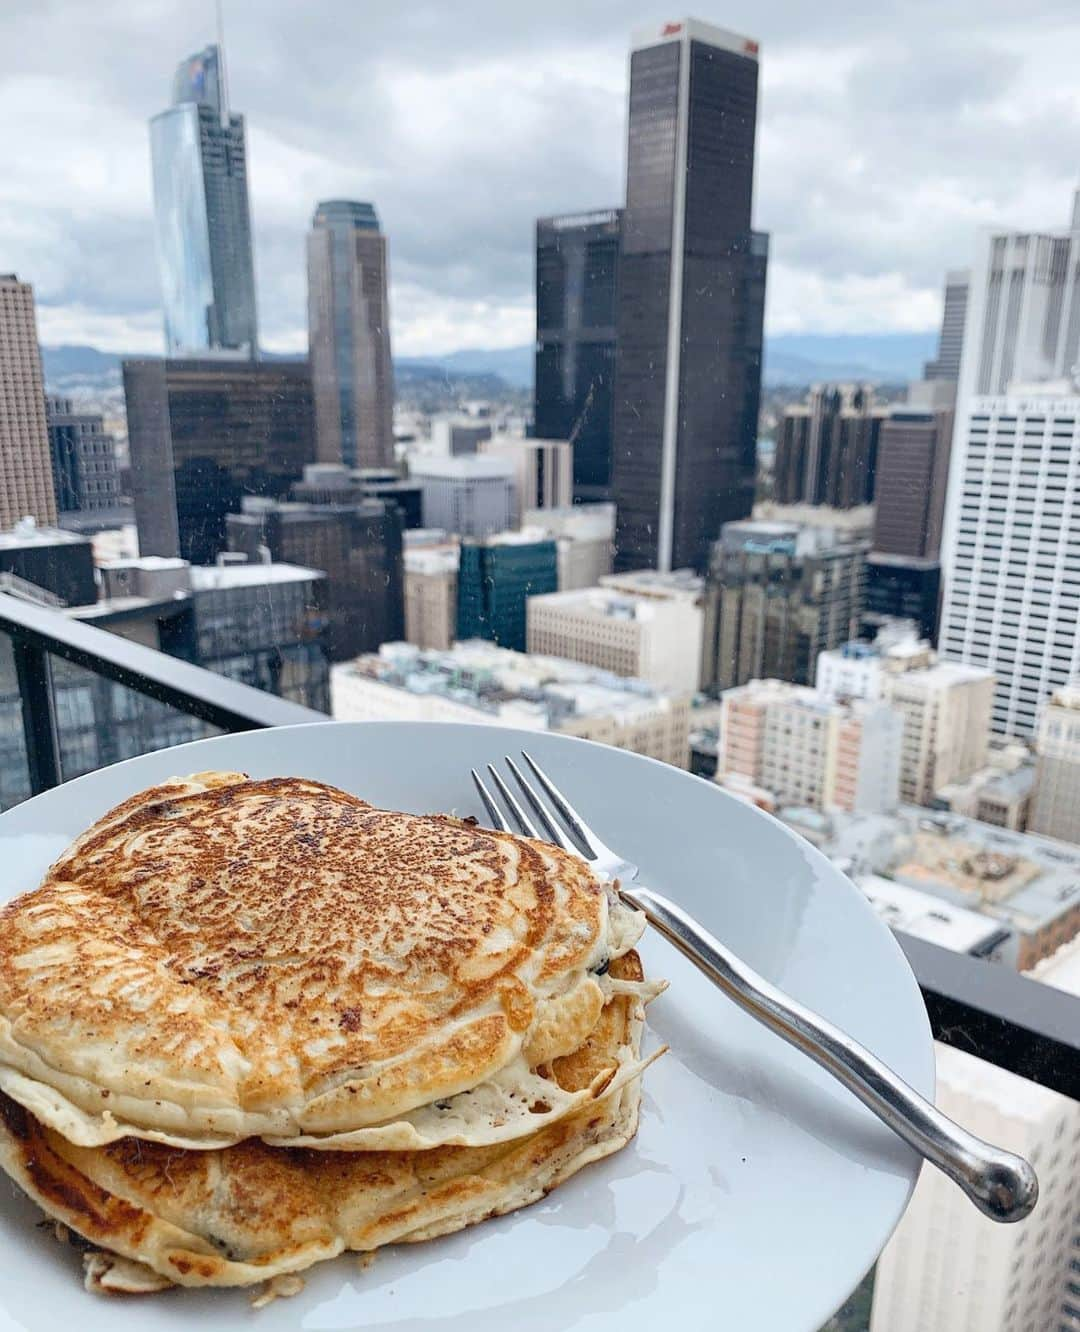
[{"left": 0, "top": 591, "right": 1077, "bottom": 1102}]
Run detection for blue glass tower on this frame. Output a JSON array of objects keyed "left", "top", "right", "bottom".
[{"left": 150, "top": 45, "right": 258, "bottom": 356}]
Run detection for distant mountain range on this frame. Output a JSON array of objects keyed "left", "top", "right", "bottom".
[{"left": 41, "top": 330, "right": 939, "bottom": 395}]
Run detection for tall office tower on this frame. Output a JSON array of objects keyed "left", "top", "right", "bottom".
[
  {"left": 0, "top": 275, "right": 57, "bottom": 528},
  {"left": 872, "top": 407, "right": 953, "bottom": 558},
  {"left": 123, "top": 357, "right": 315, "bottom": 565},
  {"left": 611, "top": 20, "right": 767, "bottom": 573},
  {"left": 308, "top": 200, "right": 394, "bottom": 469},
  {"left": 150, "top": 44, "right": 258, "bottom": 356},
  {"left": 1029, "top": 683, "right": 1080, "bottom": 844},
  {"left": 940, "top": 192, "right": 1080, "bottom": 738},
  {"left": 940, "top": 393, "right": 1080, "bottom": 738},
  {"left": 704, "top": 517, "right": 869, "bottom": 691},
  {"left": 923, "top": 269, "right": 970, "bottom": 383},
  {"left": 457, "top": 533, "right": 558, "bottom": 653},
  {"left": 775, "top": 385, "right": 884, "bottom": 509},
  {"left": 534, "top": 209, "right": 622, "bottom": 503},
  {"left": 870, "top": 1042, "right": 1080, "bottom": 1332},
  {"left": 955, "top": 204, "right": 1080, "bottom": 406},
  {"left": 478, "top": 436, "right": 572, "bottom": 521},
  {"left": 410, "top": 456, "right": 517, "bottom": 538},
  {"left": 46, "top": 397, "right": 121, "bottom": 515},
  {"left": 226, "top": 497, "right": 404, "bottom": 662}
]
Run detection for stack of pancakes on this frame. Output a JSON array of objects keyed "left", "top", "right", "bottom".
[{"left": 0, "top": 772, "right": 665, "bottom": 1298}]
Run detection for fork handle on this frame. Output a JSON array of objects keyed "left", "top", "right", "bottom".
[{"left": 620, "top": 883, "right": 1039, "bottom": 1224}]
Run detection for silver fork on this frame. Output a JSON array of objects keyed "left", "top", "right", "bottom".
[{"left": 471, "top": 751, "right": 1039, "bottom": 1225}]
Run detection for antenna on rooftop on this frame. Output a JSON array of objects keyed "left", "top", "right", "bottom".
[{"left": 215, "top": 0, "right": 230, "bottom": 127}]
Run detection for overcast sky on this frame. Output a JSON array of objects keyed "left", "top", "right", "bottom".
[{"left": 3, "top": 1, "right": 1079, "bottom": 356}]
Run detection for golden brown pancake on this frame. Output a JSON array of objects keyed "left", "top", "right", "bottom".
[
  {"left": 0, "top": 954, "right": 660, "bottom": 1292},
  {"left": 0, "top": 772, "right": 646, "bottom": 1150}
]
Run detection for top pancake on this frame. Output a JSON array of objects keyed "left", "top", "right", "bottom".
[{"left": 0, "top": 773, "right": 642, "bottom": 1149}]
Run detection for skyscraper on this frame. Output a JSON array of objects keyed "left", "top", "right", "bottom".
[
  {"left": 612, "top": 19, "right": 767, "bottom": 574},
  {"left": 534, "top": 209, "right": 622, "bottom": 503},
  {"left": 150, "top": 44, "right": 258, "bottom": 356},
  {"left": 457, "top": 533, "right": 558, "bottom": 652},
  {"left": 923, "top": 269, "right": 970, "bottom": 383},
  {"left": 124, "top": 357, "right": 315, "bottom": 565},
  {"left": 0, "top": 275, "right": 57, "bottom": 529},
  {"left": 704, "top": 517, "right": 869, "bottom": 691},
  {"left": 939, "top": 190, "right": 1080, "bottom": 737},
  {"left": 955, "top": 206, "right": 1080, "bottom": 404},
  {"left": 226, "top": 497, "right": 404, "bottom": 662},
  {"left": 46, "top": 397, "right": 121, "bottom": 515},
  {"left": 872, "top": 407, "right": 954, "bottom": 559},
  {"left": 775, "top": 385, "right": 884, "bottom": 509},
  {"left": 308, "top": 200, "right": 394, "bottom": 469}
]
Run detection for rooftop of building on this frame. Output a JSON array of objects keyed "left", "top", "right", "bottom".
[
  {"left": 409, "top": 455, "right": 516, "bottom": 480},
  {"left": 404, "top": 547, "right": 459, "bottom": 575},
  {"left": 856, "top": 873, "right": 1009, "bottom": 955},
  {"left": 527, "top": 585, "right": 667, "bottom": 623},
  {"left": 751, "top": 501, "right": 876, "bottom": 535},
  {"left": 792, "top": 806, "right": 1080, "bottom": 935},
  {"left": 1045, "top": 681, "right": 1080, "bottom": 711},
  {"left": 188, "top": 561, "right": 325, "bottom": 590},
  {"left": 725, "top": 677, "right": 894, "bottom": 721},
  {"left": 0, "top": 520, "right": 90, "bottom": 551},
  {"left": 336, "top": 640, "right": 684, "bottom": 724},
  {"left": 887, "top": 660, "right": 996, "bottom": 690},
  {"left": 631, "top": 18, "right": 759, "bottom": 60},
  {"left": 600, "top": 568, "right": 703, "bottom": 597},
  {"left": 312, "top": 200, "right": 379, "bottom": 231},
  {"left": 1029, "top": 933, "right": 1080, "bottom": 997},
  {"left": 463, "top": 528, "right": 556, "bottom": 550},
  {"left": 100, "top": 556, "right": 188, "bottom": 573}
]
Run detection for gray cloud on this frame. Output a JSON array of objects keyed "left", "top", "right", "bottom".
[{"left": 2, "top": 1, "right": 1078, "bottom": 352}]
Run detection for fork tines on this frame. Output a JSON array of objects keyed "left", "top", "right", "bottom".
[{"left": 471, "top": 752, "right": 597, "bottom": 859}]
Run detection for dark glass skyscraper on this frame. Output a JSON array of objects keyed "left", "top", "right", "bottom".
[
  {"left": 612, "top": 20, "right": 766, "bottom": 573},
  {"left": 123, "top": 357, "right": 315, "bottom": 565},
  {"left": 308, "top": 201, "right": 395, "bottom": 470},
  {"left": 535, "top": 209, "right": 621, "bottom": 503},
  {"left": 150, "top": 44, "right": 258, "bottom": 356}
]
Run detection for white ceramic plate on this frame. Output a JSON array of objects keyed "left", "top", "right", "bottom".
[{"left": 0, "top": 722, "right": 933, "bottom": 1332}]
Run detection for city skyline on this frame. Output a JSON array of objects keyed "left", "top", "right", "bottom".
[{"left": 3, "top": 3, "right": 1079, "bottom": 357}]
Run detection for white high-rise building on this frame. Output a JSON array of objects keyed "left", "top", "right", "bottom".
[
  {"left": 940, "top": 391, "right": 1080, "bottom": 737},
  {"left": 940, "top": 189, "right": 1080, "bottom": 738},
  {"left": 954, "top": 202, "right": 1080, "bottom": 406}
]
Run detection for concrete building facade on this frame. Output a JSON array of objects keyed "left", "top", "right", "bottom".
[
  {"left": 719, "top": 679, "right": 902, "bottom": 815},
  {"left": 0, "top": 275, "right": 56, "bottom": 529},
  {"left": 411, "top": 456, "right": 517, "bottom": 538},
  {"left": 527, "top": 577, "right": 703, "bottom": 694},
  {"left": 1030, "top": 683, "right": 1080, "bottom": 845}
]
